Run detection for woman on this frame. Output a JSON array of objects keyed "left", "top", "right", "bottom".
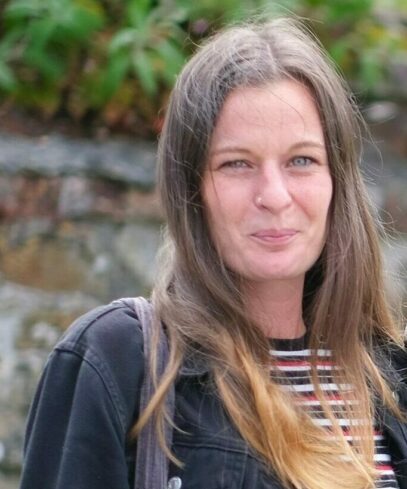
[{"left": 20, "top": 17, "right": 407, "bottom": 489}]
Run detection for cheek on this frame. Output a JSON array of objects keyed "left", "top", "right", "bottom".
[
  {"left": 296, "top": 180, "right": 332, "bottom": 240},
  {"left": 203, "top": 181, "right": 243, "bottom": 226},
  {"left": 202, "top": 187, "right": 224, "bottom": 243},
  {"left": 314, "top": 187, "right": 333, "bottom": 236},
  {"left": 310, "top": 176, "right": 333, "bottom": 218},
  {"left": 203, "top": 197, "right": 244, "bottom": 259}
]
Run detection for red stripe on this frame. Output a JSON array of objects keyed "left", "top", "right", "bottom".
[
  {"left": 341, "top": 429, "right": 383, "bottom": 437},
  {"left": 275, "top": 360, "right": 334, "bottom": 367},
  {"left": 376, "top": 465, "right": 394, "bottom": 471},
  {"left": 297, "top": 393, "right": 345, "bottom": 401}
]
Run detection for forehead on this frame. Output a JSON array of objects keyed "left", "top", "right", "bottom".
[{"left": 209, "top": 80, "right": 325, "bottom": 151}]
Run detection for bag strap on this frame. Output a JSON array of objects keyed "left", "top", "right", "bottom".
[{"left": 118, "top": 297, "right": 175, "bottom": 489}]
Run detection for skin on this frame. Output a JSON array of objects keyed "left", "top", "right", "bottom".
[{"left": 202, "top": 80, "right": 333, "bottom": 338}]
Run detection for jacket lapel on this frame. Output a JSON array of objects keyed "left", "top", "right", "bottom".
[
  {"left": 380, "top": 343, "right": 407, "bottom": 489},
  {"left": 383, "top": 406, "right": 407, "bottom": 489}
]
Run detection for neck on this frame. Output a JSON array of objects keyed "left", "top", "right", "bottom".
[{"left": 244, "top": 277, "right": 306, "bottom": 339}]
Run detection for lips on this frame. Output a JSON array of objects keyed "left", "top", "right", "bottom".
[
  {"left": 252, "top": 229, "right": 297, "bottom": 238},
  {"left": 250, "top": 229, "right": 298, "bottom": 246}
]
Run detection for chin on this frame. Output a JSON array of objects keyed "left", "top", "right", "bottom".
[{"left": 241, "top": 266, "right": 306, "bottom": 284}]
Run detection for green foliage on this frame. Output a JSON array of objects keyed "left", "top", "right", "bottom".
[
  {"left": 1, "top": 0, "right": 106, "bottom": 114},
  {"left": 104, "top": 0, "right": 187, "bottom": 98},
  {"left": 288, "top": 0, "right": 406, "bottom": 94},
  {"left": 0, "top": 0, "right": 405, "bottom": 136}
]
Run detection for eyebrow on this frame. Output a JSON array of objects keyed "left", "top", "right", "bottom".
[
  {"left": 209, "top": 140, "right": 326, "bottom": 157},
  {"left": 209, "top": 146, "right": 253, "bottom": 157},
  {"left": 290, "top": 141, "right": 326, "bottom": 151}
]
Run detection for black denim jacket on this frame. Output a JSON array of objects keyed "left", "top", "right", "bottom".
[{"left": 19, "top": 302, "right": 407, "bottom": 489}]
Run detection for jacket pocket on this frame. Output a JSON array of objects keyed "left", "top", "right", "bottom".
[{"left": 169, "top": 433, "right": 249, "bottom": 489}]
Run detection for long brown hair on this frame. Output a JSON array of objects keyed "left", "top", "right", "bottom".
[{"left": 132, "top": 17, "right": 404, "bottom": 489}]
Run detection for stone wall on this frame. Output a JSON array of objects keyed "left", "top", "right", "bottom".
[
  {"left": 0, "top": 132, "right": 163, "bottom": 486},
  {"left": 0, "top": 130, "right": 406, "bottom": 488}
]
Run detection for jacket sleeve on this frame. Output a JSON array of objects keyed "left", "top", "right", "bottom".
[{"left": 19, "top": 304, "right": 145, "bottom": 489}]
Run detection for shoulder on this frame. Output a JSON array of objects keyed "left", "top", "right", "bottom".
[
  {"left": 49, "top": 299, "right": 145, "bottom": 431},
  {"left": 22, "top": 300, "right": 147, "bottom": 487},
  {"left": 55, "top": 299, "right": 144, "bottom": 365}
]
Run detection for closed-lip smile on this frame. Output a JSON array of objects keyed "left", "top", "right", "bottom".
[{"left": 251, "top": 229, "right": 298, "bottom": 242}]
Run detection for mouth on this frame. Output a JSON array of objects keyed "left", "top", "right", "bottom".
[{"left": 250, "top": 229, "right": 298, "bottom": 244}]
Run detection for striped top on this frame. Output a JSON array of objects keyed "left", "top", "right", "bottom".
[{"left": 270, "top": 335, "right": 399, "bottom": 489}]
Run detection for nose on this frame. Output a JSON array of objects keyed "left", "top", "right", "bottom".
[{"left": 255, "top": 164, "right": 292, "bottom": 212}]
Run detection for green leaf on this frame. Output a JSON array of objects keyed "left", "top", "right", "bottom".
[
  {"left": 98, "top": 51, "right": 131, "bottom": 102},
  {"left": 0, "top": 61, "right": 17, "bottom": 91},
  {"left": 0, "top": 28, "right": 25, "bottom": 58},
  {"left": 132, "top": 49, "right": 157, "bottom": 96},
  {"left": 25, "top": 18, "right": 56, "bottom": 50},
  {"left": 4, "top": 0, "right": 42, "bottom": 20},
  {"left": 165, "top": 6, "right": 190, "bottom": 24},
  {"left": 22, "top": 46, "right": 66, "bottom": 81},
  {"left": 127, "top": 0, "right": 152, "bottom": 27},
  {"left": 56, "top": 2, "right": 105, "bottom": 39},
  {"left": 154, "top": 39, "right": 185, "bottom": 84},
  {"left": 109, "top": 29, "right": 138, "bottom": 53},
  {"left": 324, "top": 0, "right": 373, "bottom": 23},
  {"left": 76, "top": 0, "right": 106, "bottom": 17}
]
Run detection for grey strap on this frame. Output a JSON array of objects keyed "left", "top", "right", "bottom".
[{"left": 121, "top": 297, "right": 175, "bottom": 489}]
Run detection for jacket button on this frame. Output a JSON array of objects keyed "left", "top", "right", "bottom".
[
  {"left": 168, "top": 476, "right": 182, "bottom": 489},
  {"left": 392, "top": 390, "right": 400, "bottom": 403}
]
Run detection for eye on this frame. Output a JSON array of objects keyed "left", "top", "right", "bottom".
[
  {"left": 220, "top": 159, "right": 250, "bottom": 169},
  {"left": 291, "top": 156, "right": 315, "bottom": 167}
]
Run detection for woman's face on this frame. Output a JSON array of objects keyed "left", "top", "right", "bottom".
[{"left": 202, "top": 80, "right": 333, "bottom": 288}]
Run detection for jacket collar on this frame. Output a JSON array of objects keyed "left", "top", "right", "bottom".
[{"left": 179, "top": 349, "right": 210, "bottom": 377}]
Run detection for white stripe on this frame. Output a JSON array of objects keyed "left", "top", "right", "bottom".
[
  {"left": 270, "top": 348, "right": 332, "bottom": 357},
  {"left": 298, "top": 399, "right": 359, "bottom": 406},
  {"left": 280, "top": 383, "right": 352, "bottom": 392},
  {"left": 272, "top": 364, "right": 338, "bottom": 372},
  {"left": 311, "top": 418, "right": 369, "bottom": 427},
  {"left": 268, "top": 348, "right": 398, "bottom": 485},
  {"left": 374, "top": 454, "right": 392, "bottom": 462},
  {"left": 341, "top": 434, "right": 385, "bottom": 441},
  {"left": 312, "top": 418, "right": 349, "bottom": 427},
  {"left": 376, "top": 471, "right": 397, "bottom": 476}
]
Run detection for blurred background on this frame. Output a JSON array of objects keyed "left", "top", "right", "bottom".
[{"left": 0, "top": 0, "right": 406, "bottom": 487}]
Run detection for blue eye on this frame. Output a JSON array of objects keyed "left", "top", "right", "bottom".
[{"left": 292, "top": 156, "right": 314, "bottom": 167}]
